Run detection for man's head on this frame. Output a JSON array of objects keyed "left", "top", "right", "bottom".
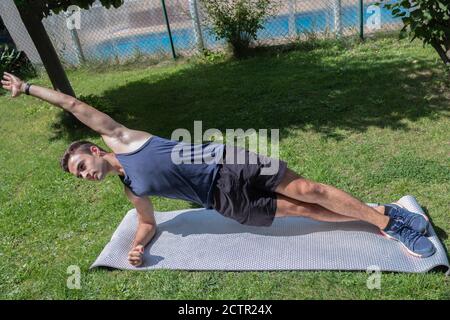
[{"left": 60, "top": 141, "right": 110, "bottom": 181}]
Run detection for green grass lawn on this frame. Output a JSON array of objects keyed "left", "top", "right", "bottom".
[{"left": 0, "top": 34, "right": 449, "bottom": 299}]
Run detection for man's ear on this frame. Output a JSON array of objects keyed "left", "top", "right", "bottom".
[{"left": 90, "top": 146, "right": 104, "bottom": 156}]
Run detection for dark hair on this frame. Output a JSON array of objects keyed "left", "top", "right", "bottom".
[{"left": 60, "top": 141, "right": 107, "bottom": 173}]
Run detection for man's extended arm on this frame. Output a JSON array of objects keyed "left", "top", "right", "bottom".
[{"left": 1, "top": 72, "right": 124, "bottom": 138}]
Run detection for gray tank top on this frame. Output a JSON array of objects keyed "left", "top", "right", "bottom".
[{"left": 116, "top": 135, "right": 224, "bottom": 209}]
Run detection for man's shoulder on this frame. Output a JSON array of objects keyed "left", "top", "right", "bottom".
[{"left": 103, "top": 128, "right": 153, "bottom": 154}]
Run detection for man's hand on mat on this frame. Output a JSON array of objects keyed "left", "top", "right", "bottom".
[
  {"left": 128, "top": 244, "right": 145, "bottom": 267},
  {"left": 1, "top": 72, "right": 24, "bottom": 98}
]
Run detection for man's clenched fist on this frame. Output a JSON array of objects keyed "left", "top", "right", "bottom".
[{"left": 128, "top": 244, "right": 145, "bottom": 267}]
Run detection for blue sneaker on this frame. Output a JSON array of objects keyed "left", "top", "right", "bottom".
[
  {"left": 384, "top": 203, "right": 429, "bottom": 235},
  {"left": 381, "top": 218, "right": 436, "bottom": 258}
]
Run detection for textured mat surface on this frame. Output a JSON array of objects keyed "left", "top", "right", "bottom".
[{"left": 91, "top": 195, "right": 449, "bottom": 273}]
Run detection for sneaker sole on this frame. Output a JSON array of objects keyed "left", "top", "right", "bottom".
[{"left": 379, "top": 230, "right": 435, "bottom": 258}]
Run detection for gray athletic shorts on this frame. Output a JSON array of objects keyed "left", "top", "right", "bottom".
[{"left": 211, "top": 145, "right": 288, "bottom": 227}]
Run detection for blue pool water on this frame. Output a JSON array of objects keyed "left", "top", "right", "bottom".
[{"left": 89, "top": 4, "right": 400, "bottom": 60}]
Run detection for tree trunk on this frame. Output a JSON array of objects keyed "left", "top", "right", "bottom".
[
  {"left": 431, "top": 41, "right": 450, "bottom": 66},
  {"left": 445, "top": 38, "right": 450, "bottom": 60},
  {"left": 17, "top": 8, "right": 81, "bottom": 128},
  {"left": 18, "top": 9, "right": 76, "bottom": 96}
]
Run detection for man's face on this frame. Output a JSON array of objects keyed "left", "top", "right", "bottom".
[{"left": 67, "top": 148, "right": 107, "bottom": 181}]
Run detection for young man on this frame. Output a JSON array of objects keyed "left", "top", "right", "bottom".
[{"left": 2, "top": 72, "right": 436, "bottom": 267}]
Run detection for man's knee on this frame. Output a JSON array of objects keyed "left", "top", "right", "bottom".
[
  {"left": 295, "top": 180, "right": 327, "bottom": 202},
  {"left": 276, "top": 197, "right": 299, "bottom": 217},
  {"left": 276, "top": 197, "right": 314, "bottom": 218}
]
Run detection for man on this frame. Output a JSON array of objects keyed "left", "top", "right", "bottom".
[{"left": 2, "top": 72, "right": 436, "bottom": 267}]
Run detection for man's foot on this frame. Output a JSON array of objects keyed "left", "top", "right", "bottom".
[
  {"left": 384, "top": 203, "right": 429, "bottom": 235},
  {"left": 381, "top": 218, "right": 436, "bottom": 258}
]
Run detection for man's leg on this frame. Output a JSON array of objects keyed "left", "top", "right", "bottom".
[
  {"left": 275, "top": 193, "right": 385, "bottom": 222},
  {"left": 274, "top": 168, "right": 390, "bottom": 229}
]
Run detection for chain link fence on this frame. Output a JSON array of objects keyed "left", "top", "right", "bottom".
[{"left": 27, "top": 0, "right": 402, "bottom": 65}]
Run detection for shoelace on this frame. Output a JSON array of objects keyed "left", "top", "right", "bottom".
[
  {"left": 389, "top": 216, "right": 422, "bottom": 247},
  {"left": 396, "top": 224, "right": 422, "bottom": 247},
  {"left": 391, "top": 215, "right": 406, "bottom": 229},
  {"left": 390, "top": 206, "right": 417, "bottom": 225}
]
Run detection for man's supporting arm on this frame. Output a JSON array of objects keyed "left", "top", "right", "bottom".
[
  {"left": 133, "top": 222, "right": 157, "bottom": 249},
  {"left": 125, "top": 186, "right": 157, "bottom": 266},
  {"left": 2, "top": 72, "right": 125, "bottom": 138},
  {"left": 125, "top": 186, "right": 157, "bottom": 248}
]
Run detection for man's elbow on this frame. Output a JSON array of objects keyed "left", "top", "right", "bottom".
[
  {"left": 65, "top": 97, "right": 80, "bottom": 112},
  {"left": 143, "top": 222, "right": 157, "bottom": 241},
  {"left": 142, "top": 222, "right": 157, "bottom": 233}
]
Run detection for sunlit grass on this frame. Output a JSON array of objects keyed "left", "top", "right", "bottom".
[{"left": 0, "top": 34, "right": 448, "bottom": 299}]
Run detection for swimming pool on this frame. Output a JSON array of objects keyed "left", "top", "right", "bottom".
[{"left": 88, "top": 4, "right": 400, "bottom": 60}]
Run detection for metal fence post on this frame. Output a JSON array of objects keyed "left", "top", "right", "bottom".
[
  {"left": 64, "top": 9, "right": 85, "bottom": 64},
  {"left": 69, "top": 29, "right": 85, "bottom": 64},
  {"left": 288, "top": 0, "right": 296, "bottom": 38},
  {"left": 333, "top": 0, "right": 342, "bottom": 38},
  {"left": 359, "top": 0, "right": 364, "bottom": 40},
  {"left": 189, "top": 0, "right": 204, "bottom": 52},
  {"left": 161, "top": 0, "right": 176, "bottom": 59}
]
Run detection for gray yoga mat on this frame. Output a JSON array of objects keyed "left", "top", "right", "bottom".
[{"left": 90, "top": 195, "right": 449, "bottom": 273}]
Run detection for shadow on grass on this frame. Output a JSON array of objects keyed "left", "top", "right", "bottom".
[
  {"left": 420, "top": 206, "right": 449, "bottom": 264},
  {"left": 421, "top": 206, "right": 449, "bottom": 261},
  {"left": 49, "top": 39, "right": 449, "bottom": 145},
  {"left": 422, "top": 206, "right": 449, "bottom": 241}
]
